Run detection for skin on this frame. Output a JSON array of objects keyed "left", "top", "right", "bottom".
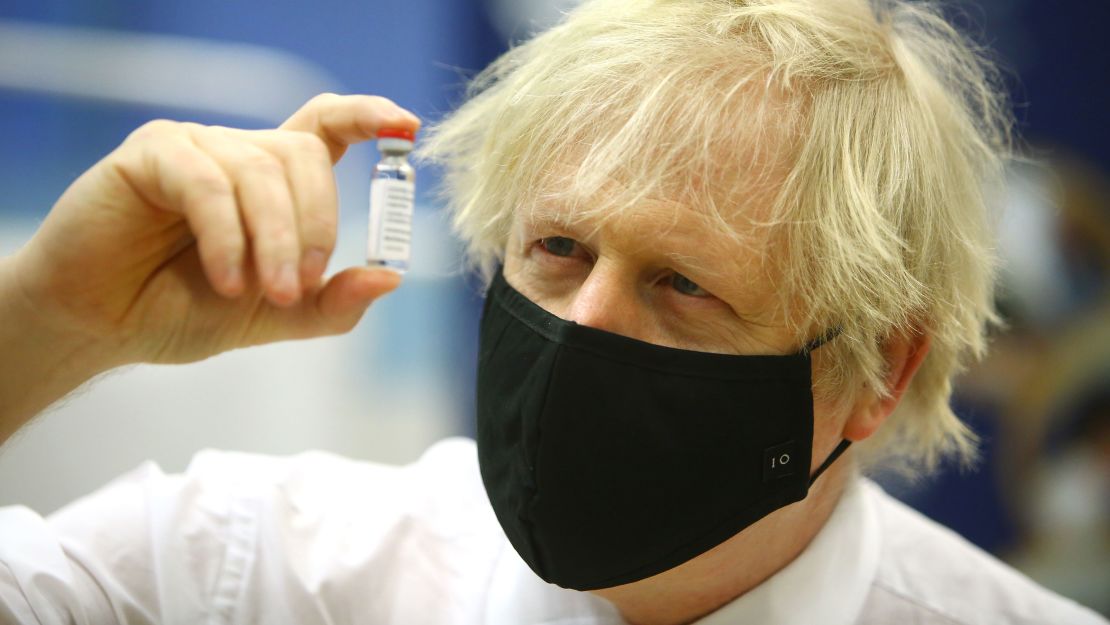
[
  {"left": 0, "top": 94, "right": 419, "bottom": 443},
  {"left": 503, "top": 197, "right": 930, "bottom": 625},
  {"left": 0, "top": 93, "right": 929, "bottom": 625}
]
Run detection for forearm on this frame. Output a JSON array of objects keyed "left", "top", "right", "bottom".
[{"left": 0, "top": 252, "right": 115, "bottom": 446}]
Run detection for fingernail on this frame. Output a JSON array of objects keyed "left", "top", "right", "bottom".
[
  {"left": 394, "top": 104, "right": 420, "bottom": 125},
  {"left": 274, "top": 261, "right": 300, "bottom": 301}
]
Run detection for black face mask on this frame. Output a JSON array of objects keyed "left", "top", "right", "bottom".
[{"left": 476, "top": 270, "right": 850, "bottom": 591}]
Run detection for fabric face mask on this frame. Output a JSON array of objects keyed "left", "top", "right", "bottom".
[{"left": 476, "top": 270, "right": 850, "bottom": 591}]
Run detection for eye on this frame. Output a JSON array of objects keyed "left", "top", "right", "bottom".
[
  {"left": 670, "top": 273, "right": 710, "bottom": 297},
  {"left": 539, "top": 236, "right": 586, "bottom": 259}
]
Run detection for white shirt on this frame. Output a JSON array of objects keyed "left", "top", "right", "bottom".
[{"left": 0, "top": 438, "right": 1103, "bottom": 625}]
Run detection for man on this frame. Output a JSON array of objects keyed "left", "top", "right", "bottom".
[{"left": 0, "top": 0, "right": 1104, "bottom": 623}]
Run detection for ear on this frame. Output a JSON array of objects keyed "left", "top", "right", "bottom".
[{"left": 842, "top": 332, "right": 932, "bottom": 442}]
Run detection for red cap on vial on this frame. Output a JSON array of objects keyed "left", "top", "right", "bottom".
[{"left": 377, "top": 128, "right": 416, "bottom": 141}]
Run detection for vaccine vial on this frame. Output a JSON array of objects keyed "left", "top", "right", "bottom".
[{"left": 367, "top": 128, "right": 416, "bottom": 272}]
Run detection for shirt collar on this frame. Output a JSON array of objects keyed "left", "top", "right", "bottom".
[
  {"left": 485, "top": 475, "right": 880, "bottom": 625},
  {"left": 485, "top": 539, "right": 627, "bottom": 625},
  {"left": 693, "top": 475, "right": 881, "bottom": 625}
]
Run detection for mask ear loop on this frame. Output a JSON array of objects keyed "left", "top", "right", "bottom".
[
  {"left": 801, "top": 326, "right": 851, "bottom": 486},
  {"left": 809, "top": 439, "right": 852, "bottom": 486},
  {"left": 801, "top": 326, "right": 843, "bottom": 353}
]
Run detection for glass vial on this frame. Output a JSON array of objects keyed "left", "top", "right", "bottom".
[{"left": 367, "top": 128, "right": 416, "bottom": 273}]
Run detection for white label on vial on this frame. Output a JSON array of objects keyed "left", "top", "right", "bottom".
[{"left": 367, "top": 178, "right": 414, "bottom": 263}]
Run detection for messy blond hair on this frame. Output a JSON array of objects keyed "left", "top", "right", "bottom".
[{"left": 419, "top": 0, "right": 1013, "bottom": 472}]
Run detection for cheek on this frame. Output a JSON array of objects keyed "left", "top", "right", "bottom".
[
  {"left": 810, "top": 393, "right": 853, "bottom": 473},
  {"left": 666, "top": 314, "right": 750, "bottom": 354},
  {"left": 502, "top": 242, "right": 524, "bottom": 275}
]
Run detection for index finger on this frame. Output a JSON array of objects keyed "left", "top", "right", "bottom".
[{"left": 279, "top": 93, "right": 421, "bottom": 163}]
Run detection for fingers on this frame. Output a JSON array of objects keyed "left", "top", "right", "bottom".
[
  {"left": 132, "top": 126, "right": 246, "bottom": 297},
  {"left": 239, "top": 129, "right": 338, "bottom": 290},
  {"left": 121, "top": 93, "right": 418, "bottom": 308},
  {"left": 188, "top": 125, "right": 303, "bottom": 306},
  {"left": 279, "top": 93, "right": 420, "bottom": 163}
]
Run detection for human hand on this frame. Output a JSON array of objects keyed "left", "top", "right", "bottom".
[{"left": 7, "top": 93, "right": 419, "bottom": 366}]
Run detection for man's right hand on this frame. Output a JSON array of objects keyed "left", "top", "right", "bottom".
[
  {"left": 9, "top": 93, "right": 419, "bottom": 366},
  {"left": 0, "top": 94, "right": 419, "bottom": 441}
]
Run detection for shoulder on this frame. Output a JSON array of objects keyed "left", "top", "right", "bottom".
[
  {"left": 47, "top": 437, "right": 487, "bottom": 536},
  {"left": 174, "top": 436, "right": 495, "bottom": 544},
  {"left": 181, "top": 435, "right": 480, "bottom": 488},
  {"left": 859, "top": 479, "right": 1106, "bottom": 625},
  {"left": 178, "top": 436, "right": 484, "bottom": 502},
  {"left": 42, "top": 438, "right": 502, "bottom": 624}
]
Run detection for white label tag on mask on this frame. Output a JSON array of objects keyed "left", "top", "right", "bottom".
[{"left": 763, "top": 440, "right": 799, "bottom": 481}]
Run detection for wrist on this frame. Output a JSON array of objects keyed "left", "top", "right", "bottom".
[{"left": 0, "top": 252, "right": 119, "bottom": 442}]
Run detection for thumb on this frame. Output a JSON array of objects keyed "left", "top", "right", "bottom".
[
  {"left": 311, "top": 266, "right": 402, "bottom": 335},
  {"left": 280, "top": 94, "right": 421, "bottom": 164}
]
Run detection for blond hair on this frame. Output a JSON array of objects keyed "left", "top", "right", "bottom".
[{"left": 418, "top": 0, "right": 1013, "bottom": 472}]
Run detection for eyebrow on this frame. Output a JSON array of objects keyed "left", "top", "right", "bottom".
[
  {"left": 665, "top": 251, "right": 777, "bottom": 321},
  {"left": 663, "top": 251, "right": 728, "bottom": 283},
  {"left": 520, "top": 205, "right": 598, "bottom": 232}
]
